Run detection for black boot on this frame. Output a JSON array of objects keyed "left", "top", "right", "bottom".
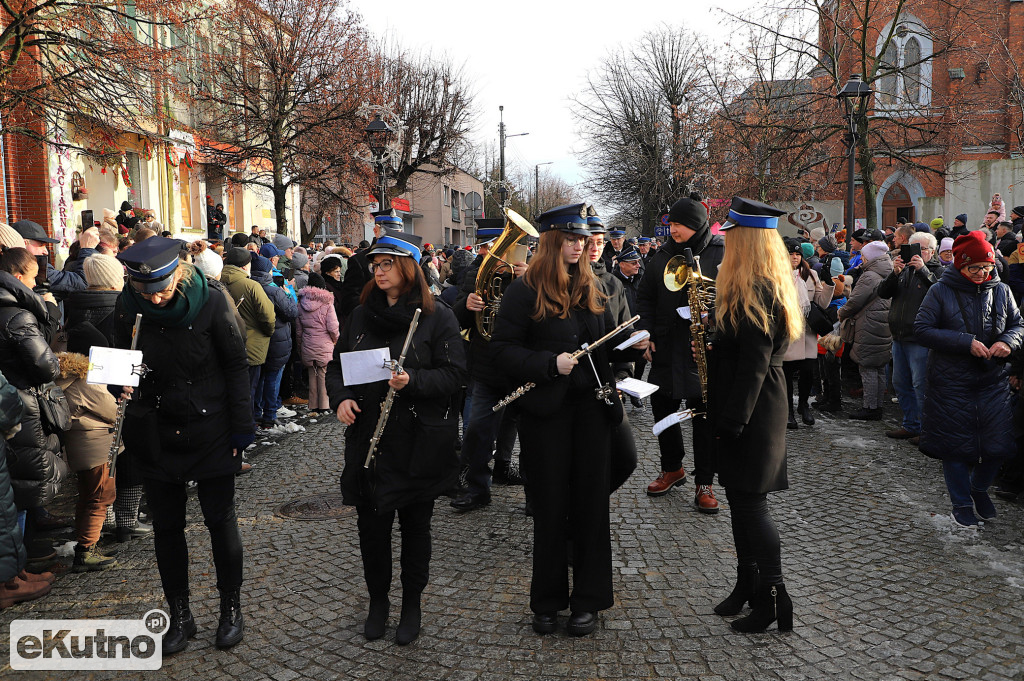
[
  {"left": 713, "top": 565, "right": 759, "bottom": 616},
  {"left": 798, "top": 402, "right": 815, "bottom": 426},
  {"left": 163, "top": 590, "right": 197, "bottom": 655},
  {"left": 364, "top": 595, "right": 389, "bottom": 641},
  {"left": 215, "top": 588, "right": 244, "bottom": 649},
  {"left": 787, "top": 407, "right": 798, "bottom": 430},
  {"left": 730, "top": 583, "right": 793, "bottom": 633},
  {"left": 396, "top": 593, "right": 422, "bottom": 645}
]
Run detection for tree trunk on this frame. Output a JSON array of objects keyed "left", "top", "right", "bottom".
[{"left": 858, "top": 117, "right": 878, "bottom": 232}]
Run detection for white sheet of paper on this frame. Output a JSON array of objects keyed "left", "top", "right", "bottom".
[
  {"left": 340, "top": 348, "right": 393, "bottom": 386},
  {"left": 676, "top": 306, "right": 692, "bottom": 320},
  {"left": 652, "top": 410, "right": 695, "bottom": 436},
  {"left": 86, "top": 347, "right": 144, "bottom": 387},
  {"left": 616, "top": 377, "right": 659, "bottom": 399},
  {"left": 614, "top": 330, "right": 649, "bottom": 351}
]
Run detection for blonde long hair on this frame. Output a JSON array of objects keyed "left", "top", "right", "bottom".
[
  {"left": 523, "top": 231, "right": 606, "bottom": 320},
  {"left": 716, "top": 228, "right": 803, "bottom": 342}
]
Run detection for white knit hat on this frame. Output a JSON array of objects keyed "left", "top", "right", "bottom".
[
  {"left": 0, "top": 223, "right": 26, "bottom": 249},
  {"left": 193, "top": 248, "right": 224, "bottom": 279},
  {"left": 83, "top": 253, "right": 125, "bottom": 289},
  {"left": 860, "top": 240, "right": 889, "bottom": 264}
]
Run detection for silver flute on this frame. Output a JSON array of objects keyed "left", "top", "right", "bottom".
[
  {"left": 109, "top": 313, "right": 143, "bottom": 476},
  {"left": 364, "top": 308, "right": 422, "bottom": 468},
  {"left": 492, "top": 315, "right": 640, "bottom": 412}
]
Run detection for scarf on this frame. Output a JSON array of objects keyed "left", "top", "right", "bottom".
[
  {"left": 363, "top": 287, "right": 424, "bottom": 335},
  {"left": 120, "top": 267, "right": 210, "bottom": 328}
]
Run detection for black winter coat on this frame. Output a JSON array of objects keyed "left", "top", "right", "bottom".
[
  {"left": 0, "top": 370, "right": 26, "bottom": 582},
  {"left": 64, "top": 288, "right": 122, "bottom": 345},
  {"left": 326, "top": 292, "right": 466, "bottom": 514},
  {"left": 0, "top": 272, "right": 64, "bottom": 509},
  {"left": 252, "top": 270, "right": 297, "bottom": 369},
  {"left": 996, "top": 232, "right": 1019, "bottom": 258},
  {"left": 915, "top": 267, "right": 1024, "bottom": 463},
  {"left": 490, "top": 277, "right": 635, "bottom": 421},
  {"left": 114, "top": 284, "right": 254, "bottom": 483},
  {"left": 709, "top": 287, "right": 790, "bottom": 493},
  {"left": 613, "top": 269, "right": 641, "bottom": 315},
  {"left": 877, "top": 257, "right": 942, "bottom": 341},
  {"left": 339, "top": 247, "right": 372, "bottom": 317},
  {"left": 636, "top": 227, "right": 724, "bottom": 401},
  {"left": 453, "top": 256, "right": 510, "bottom": 389}
]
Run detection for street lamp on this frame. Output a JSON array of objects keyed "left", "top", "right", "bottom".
[
  {"left": 534, "top": 161, "right": 553, "bottom": 219},
  {"left": 364, "top": 114, "right": 394, "bottom": 211},
  {"left": 836, "top": 74, "right": 873, "bottom": 249}
]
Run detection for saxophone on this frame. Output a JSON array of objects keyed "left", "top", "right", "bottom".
[{"left": 663, "top": 248, "right": 715, "bottom": 411}]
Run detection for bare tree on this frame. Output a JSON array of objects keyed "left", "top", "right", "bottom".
[{"left": 572, "top": 25, "right": 717, "bottom": 235}]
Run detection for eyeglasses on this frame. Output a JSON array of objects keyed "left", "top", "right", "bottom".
[
  {"left": 130, "top": 280, "right": 175, "bottom": 300},
  {"left": 368, "top": 260, "right": 395, "bottom": 273},
  {"left": 966, "top": 264, "right": 995, "bottom": 274}
]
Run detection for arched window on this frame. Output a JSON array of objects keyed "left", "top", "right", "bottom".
[{"left": 875, "top": 15, "right": 933, "bottom": 112}]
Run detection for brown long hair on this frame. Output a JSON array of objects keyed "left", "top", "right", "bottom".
[
  {"left": 523, "top": 231, "right": 605, "bottom": 320},
  {"left": 0, "top": 246, "right": 36, "bottom": 276},
  {"left": 360, "top": 254, "right": 435, "bottom": 313}
]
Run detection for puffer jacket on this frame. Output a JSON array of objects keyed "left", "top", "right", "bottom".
[
  {"left": 877, "top": 256, "right": 942, "bottom": 341},
  {"left": 55, "top": 353, "right": 119, "bottom": 472},
  {"left": 295, "top": 286, "right": 339, "bottom": 366},
  {"left": 0, "top": 271, "right": 65, "bottom": 509},
  {"left": 838, "top": 254, "right": 893, "bottom": 367},
  {"left": 915, "top": 267, "right": 1024, "bottom": 462},
  {"left": 220, "top": 264, "right": 275, "bottom": 366},
  {"left": 0, "top": 370, "right": 26, "bottom": 582},
  {"left": 252, "top": 269, "right": 297, "bottom": 370},
  {"left": 63, "top": 288, "right": 121, "bottom": 345}
]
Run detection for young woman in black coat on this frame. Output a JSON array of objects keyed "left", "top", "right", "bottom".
[
  {"left": 707, "top": 200, "right": 804, "bottom": 633},
  {"left": 490, "top": 204, "right": 642, "bottom": 637},
  {"left": 113, "top": 238, "right": 254, "bottom": 655},
  {"left": 326, "top": 233, "right": 465, "bottom": 646}
]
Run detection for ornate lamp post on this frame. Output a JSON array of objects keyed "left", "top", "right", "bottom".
[
  {"left": 836, "top": 74, "right": 873, "bottom": 249},
  {"left": 364, "top": 114, "right": 394, "bottom": 211}
]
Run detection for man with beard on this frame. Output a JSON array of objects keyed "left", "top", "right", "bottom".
[{"left": 636, "top": 193, "right": 723, "bottom": 514}]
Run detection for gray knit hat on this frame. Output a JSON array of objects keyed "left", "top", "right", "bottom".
[{"left": 817, "top": 235, "right": 838, "bottom": 253}]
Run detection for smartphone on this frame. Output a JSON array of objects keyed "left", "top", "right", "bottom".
[
  {"left": 273, "top": 274, "right": 285, "bottom": 286},
  {"left": 34, "top": 254, "right": 49, "bottom": 288},
  {"left": 282, "top": 268, "right": 294, "bottom": 280},
  {"left": 900, "top": 244, "right": 921, "bottom": 262},
  {"left": 81, "top": 210, "right": 94, "bottom": 232}
]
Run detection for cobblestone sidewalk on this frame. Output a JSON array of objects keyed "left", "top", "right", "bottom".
[{"left": 2, "top": 394, "right": 1023, "bottom": 680}]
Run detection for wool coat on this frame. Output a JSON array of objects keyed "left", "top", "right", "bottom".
[
  {"left": 710, "top": 286, "right": 791, "bottom": 494},
  {"left": 295, "top": 286, "right": 340, "bottom": 367},
  {"left": 838, "top": 254, "right": 893, "bottom": 367},
  {"left": 326, "top": 291, "right": 466, "bottom": 515},
  {"left": 915, "top": 267, "right": 1024, "bottom": 463}
]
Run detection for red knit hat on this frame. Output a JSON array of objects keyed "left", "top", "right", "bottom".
[{"left": 952, "top": 231, "right": 995, "bottom": 271}]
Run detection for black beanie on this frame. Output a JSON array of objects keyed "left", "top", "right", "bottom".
[
  {"left": 120, "top": 201, "right": 133, "bottom": 213},
  {"left": 230, "top": 233, "right": 250, "bottom": 247},
  {"left": 667, "top": 193, "right": 709, "bottom": 231},
  {"left": 67, "top": 321, "right": 108, "bottom": 356},
  {"left": 1013, "top": 206, "right": 1024, "bottom": 219}
]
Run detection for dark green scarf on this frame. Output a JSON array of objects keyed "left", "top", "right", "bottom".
[{"left": 120, "top": 267, "right": 210, "bottom": 328}]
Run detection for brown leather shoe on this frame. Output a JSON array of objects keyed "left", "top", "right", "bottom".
[
  {"left": 908, "top": 436, "right": 921, "bottom": 446},
  {"left": 694, "top": 484, "right": 720, "bottom": 514},
  {"left": 0, "top": 576, "right": 51, "bottom": 609},
  {"left": 885, "top": 428, "right": 920, "bottom": 439},
  {"left": 647, "top": 469, "right": 687, "bottom": 496},
  {"left": 282, "top": 396, "right": 308, "bottom": 406}
]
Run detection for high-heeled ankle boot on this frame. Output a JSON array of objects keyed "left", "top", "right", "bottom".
[
  {"left": 163, "top": 589, "right": 197, "bottom": 655},
  {"left": 714, "top": 565, "right": 759, "bottom": 616},
  {"left": 730, "top": 582, "right": 793, "bottom": 633},
  {"left": 215, "top": 587, "right": 244, "bottom": 649},
  {"left": 395, "top": 593, "right": 422, "bottom": 645},
  {"left": 364, "top": 595, "right": 389, "bottom": 641}
]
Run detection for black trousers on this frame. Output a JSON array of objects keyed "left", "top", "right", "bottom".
[
  {"left": 356, "top": 500, "right": 434, "bottom": 598},
  {"left": 143, "top": 474, "right": 243, "bottom": 595},
  {"left": 783, "top": 358, "right": 815, "bottom": 409},
  {"left": 725, "top": 488, "right": 783, "bottom": 585},
  {"left": 519, "top": 397, "right": 612, "bottom": 614},
  {"left": 818, "top": 354, "right": 842, "bottom": 404},
  {"left": 609, "top": 416, "right": 638, "bottom": 494},
  {"left": 650, "top": 392, "right": 715, "bottom": 485}
]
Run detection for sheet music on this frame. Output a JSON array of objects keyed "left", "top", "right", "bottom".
[
  {"left": 340, "top": 348, "right": 393, "bottom": 386},
  {"left": 652, "top": 410, "right": 695, "bottom": 436},
  {"left": 616, "top": 377, "right": 659, "bottom": 399},
  {"left": 86, "top": 347, "right": 145, "bottom": 387},
  {"left": 614, "top": 330, "right": 649, "bottom": 351}
]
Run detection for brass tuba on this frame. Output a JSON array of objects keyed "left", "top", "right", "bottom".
[
  {"left": 474, "top": 207, "right": 538, "bottom": 340},
  {"left": 664, "top": 249, "right": 716, "bottom": 408}
]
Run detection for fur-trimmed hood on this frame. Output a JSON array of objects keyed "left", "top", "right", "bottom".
[
  {"left": 300, "top": 285, "right": 335, "bottom": 312},
  {"left": 58, "top": 352, "right": 90, "bottom": 380}
]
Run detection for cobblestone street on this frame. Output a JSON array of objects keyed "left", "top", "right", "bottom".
[{"left": 3, "top": 395, "right": 1023, "bottom": 680}]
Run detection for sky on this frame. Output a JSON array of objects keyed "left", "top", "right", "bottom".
[{"left": 356, "top": 0, "right": 761, "bottom": 210}]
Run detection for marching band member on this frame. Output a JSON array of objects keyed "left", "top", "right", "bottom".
[
  {"left": 637, "top": 193, "right": 724, "bottom": 512},
  {"left": 601, "top": 226, "right": 627, "bottom": 271},
  {"left": 326, "top": 231, "right": 466, "bottom": 645},
  {"left": 491, "top": 203, "right": 644, "bottom": 637},
  {"left": 709, "top": 198, "right": 802, "bottom": 632}
]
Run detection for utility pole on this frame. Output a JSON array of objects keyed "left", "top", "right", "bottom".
[
  {"left": 498, "top": 105, "right": 528, "bottom": 208},
  {"left": 535, "top": 161, "right": 553, "bottom": 219}
]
